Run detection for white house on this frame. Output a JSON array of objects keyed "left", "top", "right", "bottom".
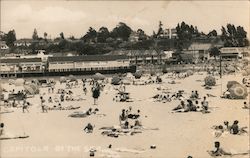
[{"left": 0, "top": 41, "right": 9, "bottom": 50}]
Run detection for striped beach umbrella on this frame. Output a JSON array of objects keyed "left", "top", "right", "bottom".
[{"left": 229, "top": 84, "right": 248, "bottom": 99}]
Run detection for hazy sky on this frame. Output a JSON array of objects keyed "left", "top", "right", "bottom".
[{"left": 1, "top": 0, "right": 249, "bottom": 39}]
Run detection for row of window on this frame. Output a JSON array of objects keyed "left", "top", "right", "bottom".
[{"left": 49, "top": 66, "right": 129, "bottom": 72}]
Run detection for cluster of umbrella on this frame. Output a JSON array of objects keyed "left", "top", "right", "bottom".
[
  {"left": 204, "top": 76, "right": 216, "bottom": 86},
  {"left": 227, "top": 81, "right": 248, "bottom": 99},
  {"left": 242, "top": 65, "right": 250, "bottom": 76}
]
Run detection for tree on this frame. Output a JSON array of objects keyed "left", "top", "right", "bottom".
[
  {"left": 60, "top": 32, "right": 65, "bottom": 39},
  {"left": 82, "top": 27, "right": 97, "bottom": 43},
  {"left": 44, "top": 32, "right": 48, "bottom": 40},
  {"left": 137, "top": 29, "right": 147, "bottom": 41},
  {"left": 32, "top": 28, "right": 39, "bottom": 40},
  {"left": 97, "top": 27, "right": 109, "bottom": 43},
  {"left": 3, "top": 30, "right": 16, "bottom": 47},
  {"left": 207, "top": 30, "right": 217, "bottom": 37},
  {"left": 209, "top": 47, "right": 220, "bottom": 60},
  {"left": 156, "top": 21, "right": 164, "bottom": 37},
  {"left": 220, "top": 24, "right": 249, "bottom": 47},
  {"left": 111, "top": 22, "right": 132, "bottom": 41}
]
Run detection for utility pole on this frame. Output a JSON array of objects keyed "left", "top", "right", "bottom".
[{"left": 220, "top": 55, "right": 222, "bottom": 78}]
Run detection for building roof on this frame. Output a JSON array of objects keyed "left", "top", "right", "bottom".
[
  {"left": 220, "top": 47, "right": 240, "bottom": 54},
  {"left": 0, "top": 41, "right": 7, "bottom": 45},
  {"left": 108, "top": 49, "right": 164, "bottom": 56},
  {"left": 0, "top": 58, "right": 42, "bottom": 63},
  {"left": 188, "top": 43, "right": 212, "bottom": 51},
  {"left": 179, "top": 53, "right": 194, "bottom": 61},
  {"left": 48, "top": 55, "right": 128, "bottom": 62},
  {"left": 14, "top": 39, "right": 33, "bottom": 43}
]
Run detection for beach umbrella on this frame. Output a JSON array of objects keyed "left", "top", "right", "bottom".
[
  {"left": 111, "top": 76, "right": 122, "bottom": 85},
  {"left": 8, "top": 79, "right": 15, "bottom": 85},
  {"left": 242, "top": 70, "right": 248, "bottom": 76},
  {"left": 244, "top": 66, "right": 250, "bottom": 75},
  {"left": 133, "top": 71, "right": 142, "bottom": 79},
  {"left": 126, "top": 73, "right": 134, "bottom": 78},
  {"left": 24, "top": 84, "right": 39, "bottom": 95},
  {"left": 14, "top": 78, "right": 25, "bottom": 86},
  {"left": 227, "top": 81, "right": 240, "bottom": 89},
  {"left": 60, "top": 76, "right": 67, "bottom": 83},
  {"left": 92, "top": 73, "right": 105, "bottom": 80},
  {"left": 150, "top": 71, "right": 156, "bottom": 76},
  {"left": 226, "top": 65, "right": 235, "bottom": 73},
  {"left": 68, "top": 75, "right": 77, "bottom": 81},
  {"left": 204, "top": 76, "right": 216, "bottom": 86},
  {"left": 31, "top": 79, "right": 39, "bottom": 85},
  {"left": 229, "top": 84, "right": 248, "bottom": 99},
  {"left": 186, "top": 70, "right": 194, "bottom": 76}
]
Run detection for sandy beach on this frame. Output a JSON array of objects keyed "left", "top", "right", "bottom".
[{"left": 0, "top": 72, "right": 249, "bottom": 158}]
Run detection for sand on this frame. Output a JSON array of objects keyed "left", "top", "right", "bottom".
[{"left": 0, "top": 73, "right": 249, "bottom": 158}]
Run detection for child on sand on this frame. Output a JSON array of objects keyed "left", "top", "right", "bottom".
[
  {"left": 84, "top": 123, "right": 94, "bottom": 133},
  {"left": 22, "top": 100, "right": 29, "bottom": 113},
  {"left": 243, "top": 101, "right": 250, "bottom": 109}
]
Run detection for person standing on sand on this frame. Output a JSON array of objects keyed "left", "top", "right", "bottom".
[
  {"left": 0, "top": 123, "right": 5, "bottom": 136},
  {"left": 92, "top": 86, "right": 100, "bottom": 105},
  {"left": 22, "top": 99, "right": 29, "bottom": 113},
  {"left": 40, "top": 97, "right": 47, "bottom": 113}
]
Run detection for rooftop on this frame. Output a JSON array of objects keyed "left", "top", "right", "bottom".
[
  {"left": 48, "top": 55, "right": 128, "bottom": 62},
  {"left": 0, "top": 58, "right": 42, "bottom": 63},
  {"left": 188, "top": 43, "right": 212, "bottom": 50}
]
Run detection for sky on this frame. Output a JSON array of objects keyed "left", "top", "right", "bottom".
[{"left": 0, "top": 0, "right": 249, "bottom": 39}]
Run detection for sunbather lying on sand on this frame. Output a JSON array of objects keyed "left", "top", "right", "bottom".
[
  {"left": 0, "top": 123, "right": 29, "bottom": 140},
  {"left": 207, "top": 141, "right": 249, "bottom": 157},
  {"left": 68, "top": 108, "right": 99, "bottom": 117}
]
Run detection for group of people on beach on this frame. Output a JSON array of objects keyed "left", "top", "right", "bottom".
[
  {"left": 119, "top": 107, "right": 142, "bottom": 129},
  {"left": 212, "top": 120, "right": 248, "bottom": 138},
  {"left": 172, "top": 90, "right": 209, "bottom": 114}
]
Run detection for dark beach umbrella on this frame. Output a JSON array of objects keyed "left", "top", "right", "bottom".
[
  {"left": 111, "top": 76, "right": 122, "bottom": 85},
  {"left": 68, "top": 75, "right": 77, "bottom": 81},
  {"left": 133, "top": 71, "right": 142, "bottom": 79},
  {"left": 186, "top": 70, "right": 194, "bottom": 76},
  {"left": 227, "top": 81, "right": 240, "bottom": 89},
  {"left": 204, "top": 76, "right": 216, "bottom": 86}
]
